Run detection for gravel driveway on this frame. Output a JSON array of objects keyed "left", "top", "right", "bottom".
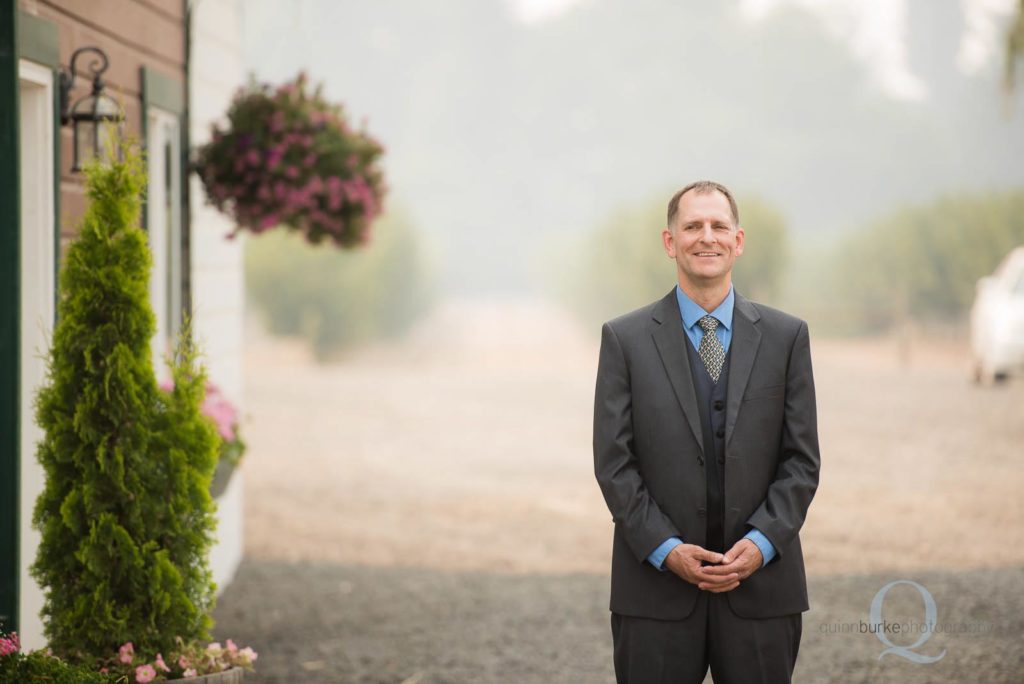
[
  {"left": 216, "top": 298, "right": 1024, "bottom": 683},
  {"left": 213, "top": 561, "right": 1024, "bottom": 683}
]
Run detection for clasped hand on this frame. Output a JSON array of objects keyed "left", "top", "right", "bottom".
[{"left": 663, "top": 539, "right": 763, "bottom": 593}]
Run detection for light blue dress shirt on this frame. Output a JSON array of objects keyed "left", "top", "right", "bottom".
[{"left": 646, "top": 285, "right": 776, "bottom": 570}]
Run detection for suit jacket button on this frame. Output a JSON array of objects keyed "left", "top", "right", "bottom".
[
  {"left": 713, "top": 400, "right": 724, "bottom": 411},
  {"left": 697, "top": 508, "right": 706, "bottom": 518},
  {"left": 715, "top": 428, "right": 725, "bottom": 438}
]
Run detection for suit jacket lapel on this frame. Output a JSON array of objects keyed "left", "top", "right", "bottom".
[
  {"left": 726, "top": 292, "right": 762, "bottom": 446},
  {"left": 651, "top": 290, "right": 705, "bottom": 456}
]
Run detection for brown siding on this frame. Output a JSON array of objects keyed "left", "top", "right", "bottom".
[{"left": 19, "top": 0, "right": 185, "bottom": 233}]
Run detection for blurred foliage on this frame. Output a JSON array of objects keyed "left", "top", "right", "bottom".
[
  {"left": 556, "top": 194, "right": 790, "bottom": 325},
  {"left": 245, "top": 211, "right": 434, "bottom": 360},
  {"left": 733, "top": 197, "right": 790, "bottom": 303},
  {"left": 821, "top": 189, "right": 1024, "bottom": 333},
  {"left": 1007, "top": 0, "right": 1024, "bottom": 92}
]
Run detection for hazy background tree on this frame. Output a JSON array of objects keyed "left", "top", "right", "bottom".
[
  {"left": 1006, "top": 0, "right": 1024, "bottom": 91},
  {"left": 812, "top": 189, "right": 1024, "bottom": 333},
  {"left": 245, "top": 210, "right": 434, "bottom": 359}
]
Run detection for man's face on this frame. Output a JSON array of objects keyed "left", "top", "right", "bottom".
[{"left": 662, "top": 190, "right": 744, "bottom": 288}]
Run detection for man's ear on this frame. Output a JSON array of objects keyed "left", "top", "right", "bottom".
[
  {"left": 735, "top": 227, "right": 745, "bottom": 256},
  {"left": 662, "top": 227, "right": 676, "bottom": 258}
]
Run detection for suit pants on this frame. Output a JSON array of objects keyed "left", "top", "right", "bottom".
[{"left": 611, "top": 592, "right": 801, "bottom": 684}]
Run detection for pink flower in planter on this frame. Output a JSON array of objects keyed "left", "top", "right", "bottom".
[
  {"left": 0, "top": 632, "right": 19, "bottom": 656},
  {"left": 155, "top": 653, "right": 171, "bottom": 673},
  {"left": 178, "top": 655, "right": 190, "bottom": 669},
  {"left": 119, "top": 642, "right": 135, "bottom": 664},
  {"left": 226, "top": 639, "right": 238, "bottom": 656},
  {"left": 239, "top": 647, "right": 259, "bottom": 664},
  {"left": 183, "top": 669, "right": 197, "bottom": 679},
  {"left": 135, "top": 663, "right": 156, "bottom": 683}
]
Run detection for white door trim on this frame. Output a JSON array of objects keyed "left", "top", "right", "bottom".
[{"left": 18, "top": 57, "right": 56, "bottom": 652}]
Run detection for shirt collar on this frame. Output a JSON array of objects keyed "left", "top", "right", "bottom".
[{"left": 675, "top": 284, "right": 734, "bottom": 331}]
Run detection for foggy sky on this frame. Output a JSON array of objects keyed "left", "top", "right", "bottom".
[{"left": 242, "top": 0, "right": 1024, "bottom": 293}]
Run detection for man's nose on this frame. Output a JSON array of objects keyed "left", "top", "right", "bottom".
[{"left": 699, "top": 225, "right": 717, "bottom": 242}]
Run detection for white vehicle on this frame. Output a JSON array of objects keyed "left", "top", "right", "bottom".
[{"left": 970, "top": 246, "right": 1024, "bottom": 383}]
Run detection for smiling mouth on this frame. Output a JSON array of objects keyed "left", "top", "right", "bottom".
[{"left": 694, "top": 252, "right": 721, "bottom": 257}]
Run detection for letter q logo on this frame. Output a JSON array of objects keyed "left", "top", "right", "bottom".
[{"left": 869, "top": 580, "right": 946, "bottom": 664}]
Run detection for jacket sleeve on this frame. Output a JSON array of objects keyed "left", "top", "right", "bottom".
[
  {"left": 593, "top": 322, "right": 681, "bottom": 562},
  {"left": 745, "top": 320, "right": 821, "bottom": 559}
]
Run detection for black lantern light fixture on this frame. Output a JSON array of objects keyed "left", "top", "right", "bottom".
[{"left": 60, "top": 46, "right": 125, "bottom": 172}]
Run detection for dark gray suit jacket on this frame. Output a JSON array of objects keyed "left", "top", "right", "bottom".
[{"left": 593, "top": 288, "right": 820, "bottom": 620}]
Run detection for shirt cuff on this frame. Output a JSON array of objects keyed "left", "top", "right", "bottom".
[
  {"left": 647, "top": 537, "right": 683, "bottom": 571},
  {"left": 743, "top": 528, "right": 776, "bottom": 566}
]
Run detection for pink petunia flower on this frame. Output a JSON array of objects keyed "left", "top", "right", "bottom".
[
  {"left": 0, "top": 632, "right": 20, "bottom": 657},
  {"left": 155, "top": 653, "right": 171, "bottom": 673},
  {"left": 119, "top": 642, "right": 135, "bottom": 664},
  {"left": 135, "top": 664, "right": 156, "bottom": 683},
  {"left": 259, "top": 213, "right": 280, "bottom": 230}
]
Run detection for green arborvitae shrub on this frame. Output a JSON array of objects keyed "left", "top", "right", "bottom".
[{"left": 30, "top": 147, "right": 220, "bottom": 664}]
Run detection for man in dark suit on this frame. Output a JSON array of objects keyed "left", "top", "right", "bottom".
[{"left": 593, "top": 181, "right": 820, "bottom": 683}]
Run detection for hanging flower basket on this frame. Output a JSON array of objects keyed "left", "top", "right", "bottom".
[{"left": 195, "top": 72, "right": 386, "bottom": 247}]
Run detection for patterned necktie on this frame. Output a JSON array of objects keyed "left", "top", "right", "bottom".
[{"left": 698, "top": 315, "right": 725, "bottom": 383}]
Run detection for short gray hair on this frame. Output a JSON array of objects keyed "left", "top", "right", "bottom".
[{"left": 667, "top": 180, "right": 739, "bottom": 227}]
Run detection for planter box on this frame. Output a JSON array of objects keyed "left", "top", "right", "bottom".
[
  {"left": 209, "top": 463, "right": 244, "bottom": 596},
  {"left": 192, "top": 666, "right": 244, "bottom": 683}
]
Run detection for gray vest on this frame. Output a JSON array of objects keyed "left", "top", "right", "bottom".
[{"left": 683, "top": 335, "right": 731, "bottom": 554}]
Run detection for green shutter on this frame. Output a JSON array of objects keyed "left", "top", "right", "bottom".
[
  {"left": 0, "top": 7, "right": 62, "bottom": 634},
  {"left": 0, "top": 0, "right": 22, "bottom": 634},
  {"left": 16, "top": 12, "right": 58, "bottom": 68}
]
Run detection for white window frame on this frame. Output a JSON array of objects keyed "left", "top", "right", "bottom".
[{"left": 146, "top": 107, "right": 183, "bottom": 378}]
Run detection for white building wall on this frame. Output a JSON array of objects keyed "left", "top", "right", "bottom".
[{"left": 189, "top": 0, "right": 247, "bottom": 594}]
